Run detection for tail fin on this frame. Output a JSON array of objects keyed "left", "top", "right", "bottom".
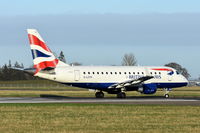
[{"left": 27, "top": 29, "right": 59, "bottom": 73}]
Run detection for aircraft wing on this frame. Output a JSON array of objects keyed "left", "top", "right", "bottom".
[{"left": 108, "top": 76, "right": 154, "bottom": 89}]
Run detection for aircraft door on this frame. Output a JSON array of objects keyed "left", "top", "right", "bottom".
[
  {"left": 74, "top": 70, "right": 80, "bottom": 81},
  {"left": 145, "top": 67, "right": 150, "bottom": 76}
]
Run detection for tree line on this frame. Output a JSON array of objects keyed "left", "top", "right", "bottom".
[
  {"left": 121, "top": 53, "right": 191, "bottom": 79},
  {"left": 0, "top": 52, "right": 191, "bottom": 81},
  {"left": 0, "top": 60, "right": 36, "bottom": 81},
  {"left": 0, "top": 51, "right": 69, "bottom": 81}
]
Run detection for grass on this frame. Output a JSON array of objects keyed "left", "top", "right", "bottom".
[
  {"left": 174, "top": 86, "right": 200, "bottom": 91},
  {"left": 0, "top": 87, "right": 199, "bottom": 98},
  {"left": 0, "top": 80, "right": 200, "bottom": 98},
  {"left": 0, "top": 90, "right": 94, "bottom": 97},
  {"left": 0, "top": 103, "right": 199, "bottom": 133},
  {"left": 0, "top": 80, "right": 83, "bottom": 91},
  {"left": 0, "top": 82, "right": 199, "bottom": 133}
]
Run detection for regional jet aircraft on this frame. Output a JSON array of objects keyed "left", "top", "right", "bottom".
[{"left": 25, "top": 29, "right": 188, "bottom": 98}]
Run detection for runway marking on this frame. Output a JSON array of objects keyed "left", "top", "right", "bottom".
[{"left": 0, "top": 97, "right": 199, "bottom": 105}]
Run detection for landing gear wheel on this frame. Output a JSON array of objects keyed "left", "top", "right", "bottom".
[
  {"left": 95, "top": 92, "right": 104, "bottom": 98},
  {"left": 163, "top": 88, "right": 171, "bottom": 98},
  {"left": 117, "top": 92, "right": 126, "bottom": 98},
  {"left": 164, "top": 94, "right": 169, "bottom": 98}
]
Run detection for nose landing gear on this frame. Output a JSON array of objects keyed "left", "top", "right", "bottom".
[
  {"left": 164, "top": 94, "right": 169, "bottom": 98},
  {"left": 164, "top": 88, "right": 171, "bottom": 98}
]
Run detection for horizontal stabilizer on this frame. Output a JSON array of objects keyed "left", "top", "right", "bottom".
[{"left": 10, "top": 67, "right": 36, "bottom": 75}]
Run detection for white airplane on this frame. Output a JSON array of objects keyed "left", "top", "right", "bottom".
[{"left": 25, "top": 29, "right": 188, "bottom": 98}]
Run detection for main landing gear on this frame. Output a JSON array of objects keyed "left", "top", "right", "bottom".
[
  {"left": 117, "top": 87, "right": 126, "bottom": 98},
  {"left": 95, "top": 89, "right": 127, "bottom": 99},
  {"left": 117, "top": 92, "right": 126, "bottom": 98},
  {"left": 95, "top": 91, "right": 104, "bottom": 98}
]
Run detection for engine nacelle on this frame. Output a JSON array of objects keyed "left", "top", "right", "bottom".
[{"left": 138, "top": 84, "right": 157, "bottom": 94}]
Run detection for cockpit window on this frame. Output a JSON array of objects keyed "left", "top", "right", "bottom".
[
  {"left": 176, "top": 71, "right": 180, "bottom": 75},
  {"left": 168, "top": 71, "right": 174, "bottom": 75}
]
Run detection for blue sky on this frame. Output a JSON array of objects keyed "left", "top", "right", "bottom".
[
  {"left": 0, "top": 0, "right": 200, "bottom": 78},
  {"left": 1, "top": 0, "right": 200, "bottom": 15}
]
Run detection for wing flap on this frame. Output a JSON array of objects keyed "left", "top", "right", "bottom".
[{"left": 108, "top": 76, "right": 154, "bottom": 89}]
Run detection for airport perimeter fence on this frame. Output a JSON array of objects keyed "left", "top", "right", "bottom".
[
  {"left": 0, "top": 83, "right": 66, "bottom": 89},
  {"left": 0, "top": 80, "right": 68, "bottom": 89}
]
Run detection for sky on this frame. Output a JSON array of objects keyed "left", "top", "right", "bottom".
[{"left": 0, "top": 0, "right": 199, "bottom": 78}]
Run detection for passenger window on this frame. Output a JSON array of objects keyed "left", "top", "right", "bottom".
[
  {"left": 159, "top": 72, "right": 161, "bottom": 74},
  {"left": 83, "top": 72, "right": 86, "bottom": 74},
  {"left": 106, "top": 72, "right": 108, "bottom": 74},
  {"left": 110, "top": 72, "right": 112, "bottom": 74},
  {"left": 137, "top": 72, "right": 139, "bottom": 74},
  {"left": 88, "top": 72, "right": 90, "bottom": 74},
  {"left": 133, "top": 72, "right": 135, "bottom": 74},
  {"left": 102, "top": 72, "right": 104, "bottom": 74},
  {"left": 97, "top": 72, "right": 99, "bottom": 74},
  {"left": 176, "top": 71, "right": 180, "bottom": 75},
  {"left": 124, "top": 72, "right": 126, "bottom": 74},
  {"left": 155, "top": 72, "right": 157, "bottom": 74},
  {"left": 119, "top": 72, "right": 121, "bottom": 74},
  {"left": 142, "top": 72, "right": 144, "bottom": 74},
  {"left": 129, "top": 72, "right": 131, "bottom": 74},
  {"left": 115, "top": 72, "right": 117, "bottom": 74}
]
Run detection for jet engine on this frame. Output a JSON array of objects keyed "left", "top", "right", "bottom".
[{"left": 137, "top": 84, "right": 157, "bottom": 94}]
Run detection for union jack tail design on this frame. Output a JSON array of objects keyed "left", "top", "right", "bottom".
[{"left": 27, "top": 29, "right": 59, "bottom": 73}]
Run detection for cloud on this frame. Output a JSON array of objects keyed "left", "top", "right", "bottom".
[{"left": 0, "top": 13, "right": 200, "bottom": 46}]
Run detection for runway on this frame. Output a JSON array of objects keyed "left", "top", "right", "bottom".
[{"left": 0, "top": 96, "right": 200, "bottom": 105}]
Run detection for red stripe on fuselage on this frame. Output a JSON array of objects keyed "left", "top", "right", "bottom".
[
  {"left": 28, "top": 34, "right": 51, "bottom": 52},
  {"left": 151, "top": 68, "right": 173, "bottom": 71}
]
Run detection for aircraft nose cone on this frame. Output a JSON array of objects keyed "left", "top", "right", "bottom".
[{"left": 182, "top": 76, "right": 189, "bottom": 86}]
